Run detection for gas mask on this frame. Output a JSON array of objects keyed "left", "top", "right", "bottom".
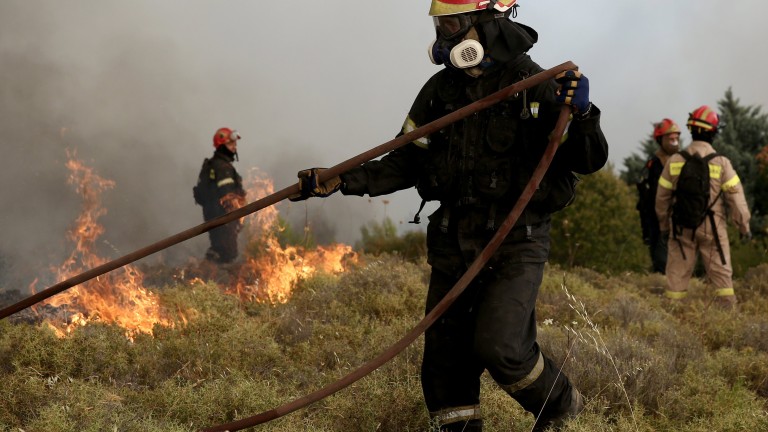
[{"left": 428, "top": 15, "right": 486, "bottom": 70}]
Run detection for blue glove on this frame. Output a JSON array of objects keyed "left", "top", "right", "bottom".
[
  {"left": 289, "top": 168, "right": 342, "bottom": 202},
  {"left": 555, "top": 70, "right": 590, "bottom": 114}
]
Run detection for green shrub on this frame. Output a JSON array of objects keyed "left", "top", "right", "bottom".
[
  {"left": 356, "top": 217, "right": 427, "bottom": 263},
  {"left": 550, "top": 166, "right": 649, "bottom": 274}
]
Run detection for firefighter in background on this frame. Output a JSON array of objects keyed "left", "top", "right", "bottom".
[
  {"left": 193, "top": 127, "right": 247, "bottom": 264},
  {"left": 289, "top": 1, "right": 608, "bottom": 430},
  {"left": 636, "top": 119, "right": 681, "bottom": 273},
  {"left": 655, "top": 106, "right": 751, "bottom": 308}
]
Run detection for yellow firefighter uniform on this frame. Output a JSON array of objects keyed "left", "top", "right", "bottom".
[{"left": 655, "top": 140, "right": 751, "bottom": 301}]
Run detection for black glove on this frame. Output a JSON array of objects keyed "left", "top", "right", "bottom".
[
  {"left": 555, "top": 70, "right": 591, "bottom": 114},
  {"left": 740, "top": 231, "right": 753, "bottom": 244},
  {"left": 289, "top": 168, "right": 342, "bottom": 202}
]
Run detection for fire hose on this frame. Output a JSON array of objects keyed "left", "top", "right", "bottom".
[
  {"left": 0, "top": 60, "right": 576, "bottom": 320},
  {"left": 200, "top": 81, "right": 575, "bottom": 431}
]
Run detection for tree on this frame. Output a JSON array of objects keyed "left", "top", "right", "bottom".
[
  {"left": 550, "top": 165, "right": 648, "bottom": 273},
  {"left": 621, "top": 135, "right": 659, "bottom": 185},
  {"left": 714, "top": 88, "right": 768, "bottom": 233}
]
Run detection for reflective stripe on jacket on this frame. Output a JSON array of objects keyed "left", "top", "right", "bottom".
[{"left": 655, "top": 140, "right": 750, "bottom": 234}]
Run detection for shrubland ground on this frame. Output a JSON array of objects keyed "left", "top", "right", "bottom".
[{"left": 2, "top": 253, "right": 767, "bottom": 431}]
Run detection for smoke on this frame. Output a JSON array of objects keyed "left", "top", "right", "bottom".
[
  {"left": 2, "top": 0, "right": 767, "bottom": 296},
  {"left": 0, "top": 1, "right": 431, "bottom": 295}
]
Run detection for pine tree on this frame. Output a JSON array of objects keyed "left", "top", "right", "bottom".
[
  {"left": 620, "top": 135, "right": 661, "bottom": 184},
  {"left": 715, "top": 88, "right": 768, "bottom": 233}
]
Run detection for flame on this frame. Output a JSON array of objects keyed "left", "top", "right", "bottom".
[
  {"left": 33, "top": 149, "right": 171, "bottom": 339},
  {"left": 29, "top": 153, "right": 356, "bottom": 338},
  {"left": 227, "top": 168, "right": 357, "bottom": 303}
]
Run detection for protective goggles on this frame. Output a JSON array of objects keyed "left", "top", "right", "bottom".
[{"left": 433, "top": 14, "right": 474, "bottom": 40}]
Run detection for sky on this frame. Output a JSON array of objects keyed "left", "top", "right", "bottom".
[{"left": 1, "top": 1, "right": 767, "bottom": 292}]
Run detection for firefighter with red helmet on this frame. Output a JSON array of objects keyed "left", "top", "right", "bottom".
[
  {"left": 290, "top": 1, "right": 608, "bottom": 430},
  {"left": 636, "top": 118, "right": 682, "bottom": 273},
  {"left": 655, "top": 106, "right": 751, "bottom": 308},
  {"left": 193, "top": 127, "right": 247, "bottom": 263}
]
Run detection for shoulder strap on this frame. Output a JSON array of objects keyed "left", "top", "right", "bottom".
[{"left": 199, "top": 157, "right": 215, "bottom": 181}]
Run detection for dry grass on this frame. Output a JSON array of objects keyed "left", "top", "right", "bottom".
[{"left": 1, "top": 256, "right": 767, "bottom": 431}]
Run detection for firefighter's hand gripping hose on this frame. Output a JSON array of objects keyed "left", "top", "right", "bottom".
[
  {"left": 0, "top": 60, "right": 577, "bottom": 321},
  {"left": 288, "top": 168, "right": 343, "bottom": 201},
  {"left": 200, "top": 99, "right": 574, "bottom": 432}
]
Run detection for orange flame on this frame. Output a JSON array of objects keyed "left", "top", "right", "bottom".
[
  {"left": 31, "top": 153, "right": 357, "bottom": 338},
  {"left": 227, "top": 168, "right": 357, "bottom": 303},
  {"left": 33, "top": 149, "right": 171, "bottom": 339}
]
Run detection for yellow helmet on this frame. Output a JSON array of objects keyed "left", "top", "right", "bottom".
[{"left": 429, "top": 0, "right": 517, "bottom": 17}]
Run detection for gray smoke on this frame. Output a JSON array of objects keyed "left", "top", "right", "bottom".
[
  {"left": 1, "top": 1, "right": 767, "bottom": 296},
  {"left": 0, "top": 1, "right": 431, "bottom": 295}
]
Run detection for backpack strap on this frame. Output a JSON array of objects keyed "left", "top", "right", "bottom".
[
  {"left": 707, "top": 210, "right": 727, "bottom": 265},
  {"left": 702, "top": 152, "right": 726, "bottom": 264}
]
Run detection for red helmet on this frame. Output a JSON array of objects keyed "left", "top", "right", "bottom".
[
  {"left": 686, "top": 105, "right": 719, "bottom": 132},
  {"left": 212, "top": 127, "right": 242, "bottom": 148},
  {"left": 653, "top": 118, "right": 681, "bottom": 139}
]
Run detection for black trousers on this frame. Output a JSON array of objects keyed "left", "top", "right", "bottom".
[
  {"left": 206, "top": 223, "right": 239, "bottom": 263},
  {"left": 421, "top": 234, "right": 574, "bottom": 425},
  {"left": 648, "top": 232, "right": 668, "bottom": 274}
]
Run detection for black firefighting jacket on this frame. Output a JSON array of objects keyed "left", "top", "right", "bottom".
[
  {"left": 193, "top": 150, "right": 245, "bottom": 221},
  {"left": 341, "top": 55, "right": 609, "bottom": 275}
]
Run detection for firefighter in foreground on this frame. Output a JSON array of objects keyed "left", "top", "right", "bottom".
[
  {"left": 193, "top": 127, "right": 247, "bottom": 264},
  {"left": 636, "top": 119, "right": 682, "bottom": 273},
  {"left": 655, "top": 106, "right": 751, "bottom": 308},
  {"left": 290, "top": 1, "right": 608, "bottom": 430}
]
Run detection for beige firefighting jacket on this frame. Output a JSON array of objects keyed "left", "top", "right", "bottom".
[
  {"left": 654, "top": 147, "right": 673, "bottom": 168},
  {"left": 655, "top": 140, "right": 751, "bottom": 235}
]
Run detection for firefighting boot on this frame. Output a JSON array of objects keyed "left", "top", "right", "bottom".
[
  {"left": 440, "top": 419, "right": 483, "bottom": 432},
  {"left": 531, "top": 387, "right": 584, "bottom": 432}
]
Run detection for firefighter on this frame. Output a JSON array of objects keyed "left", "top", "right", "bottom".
[
  {"left": 655, "top": 106, "right": 751, "bottom": 308},
  {"left": 290, "top": 1, "right": 608, "bottom": 430},
  {"left": 636, "top": 119, "right": 682, "bottom": 274},
  {"left": 193, "top": 127, "right": 247, "bottom": 264}
]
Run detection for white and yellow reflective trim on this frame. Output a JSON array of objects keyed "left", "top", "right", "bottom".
[
  {"left": 669, "top": 161, "right": 685, "bottom": 176},
  {"left": 530, "top": 102, "right": 540, "bottom": 118},
  {"left": 403, "top": 116, "right": 430, "bottom": 149},
  {"left": 709, "top": 164, "right": 722, "bottom": 179},
  {"left": 217, "top": 178, "right": 235, "bottom": 187},
  {"left": 658, "top": 176, "right": 674, "bottom": 190},
  {"left": 430, "top": 404, "right": 482, "bottom": 425},
  {"left": 722, "top": 174, "right": 741, "bottom": 193},
  {"left": 499, "top": 352, "right": 544, "bottom": 394},
  {"left": 665, "top": 290, "right": 688, "bottom": 300},
  {"left": 664, "top": 159, "right": 725, "bottom": 189},
  {"left": 716, "top": 288, "right": 735, "bottom": 297}
]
